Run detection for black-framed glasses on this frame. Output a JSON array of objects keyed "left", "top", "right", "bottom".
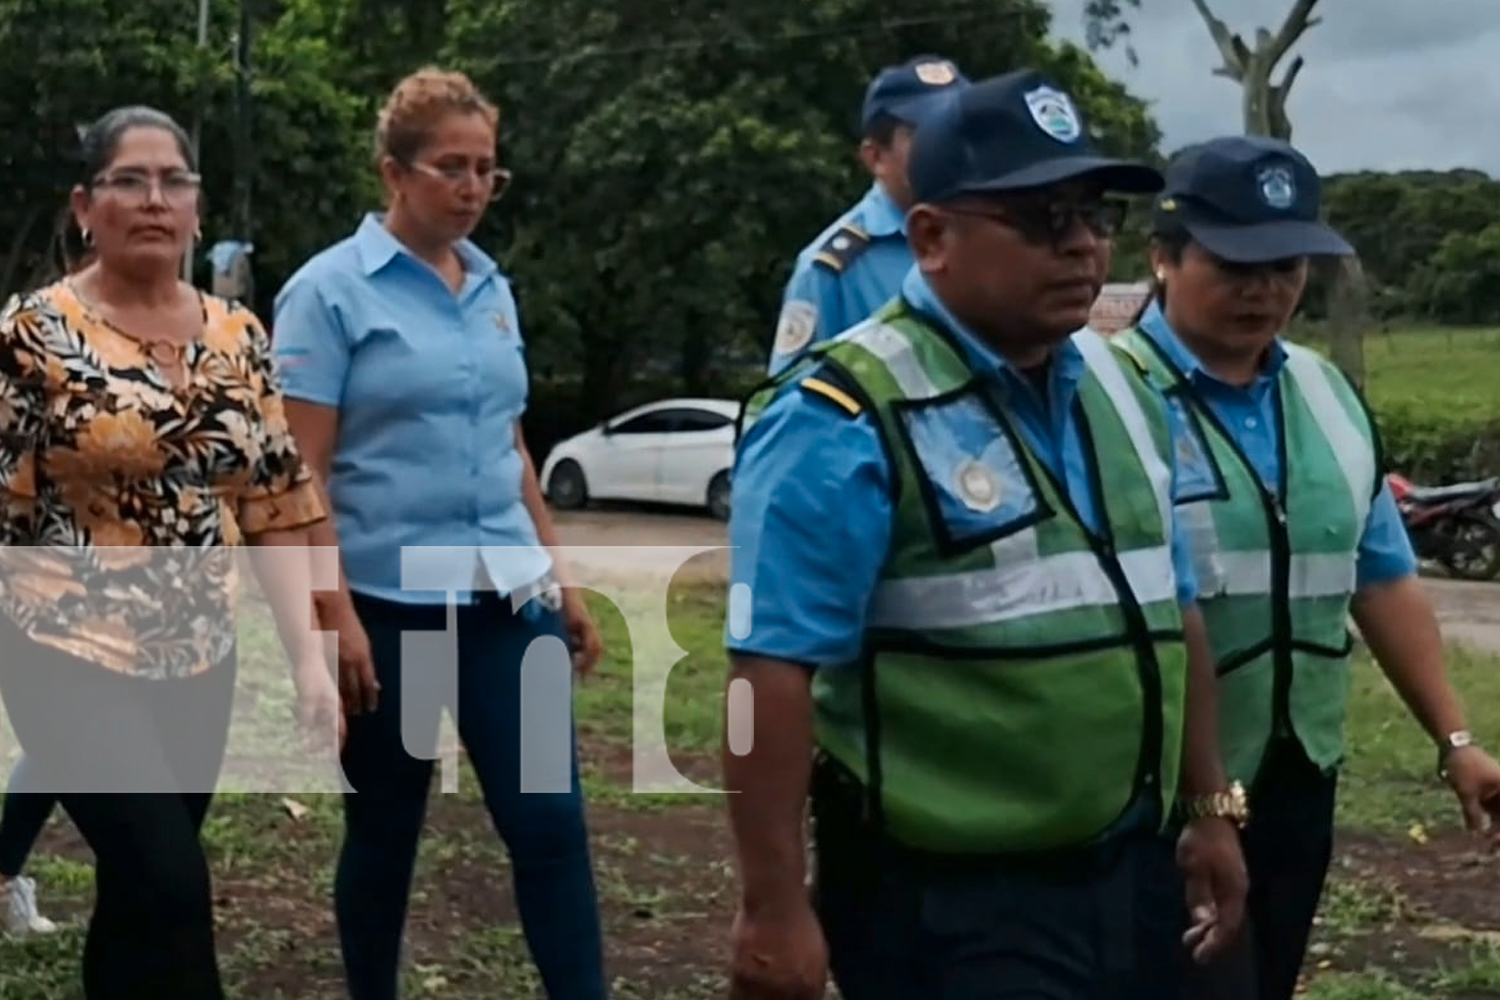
[
  {"left": 91, "top": 169, "right": 202, "bottom": 204},
  {"left": 946, "top": 196, "right": 1129, "bottom": 246},
  {"left": 408, "top": 160, "right": 512, "bottom": 203}
]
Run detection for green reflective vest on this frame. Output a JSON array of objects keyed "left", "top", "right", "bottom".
[
  {"left": 1110, "top": 326, "right": 1379, "bottom": 788},
  {"left": 740, "top": 301, "right": 1189, "bottom": 855}
]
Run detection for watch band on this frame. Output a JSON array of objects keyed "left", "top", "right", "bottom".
[
  {"left": 1438, "top": 729, "right": 1476, "bottom": 779},
  {"left": 1176, "top": 780, "right": 1250, "bottom": 829}
]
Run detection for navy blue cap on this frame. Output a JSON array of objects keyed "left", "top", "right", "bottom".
[
  {"left": 1155, "top": 136, "right": 1352, "bottom": 262},
  {"left": 861, "top": 56, "right": 970, "bottom": 133},
  {"left": 906, "top": 69, "right": 1162, "bottom": 204}
]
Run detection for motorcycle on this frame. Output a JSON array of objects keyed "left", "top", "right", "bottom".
[{"left": 1388, "top": 472, "right": 1500, "bottom": 581}]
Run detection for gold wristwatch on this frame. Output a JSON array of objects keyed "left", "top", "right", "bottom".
[{"left": 1177, "top": 780, "right": 1250, "bottom": 829}]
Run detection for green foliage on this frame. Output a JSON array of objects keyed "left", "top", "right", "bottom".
[
  {"left": 1310, "top": 170, "right": 1500, "bottom": 326},
  {"left": 1332, "top": 328, "right": 1500, "bottom": 482},
  {"left": 6, "top": 0, "right": 1495, "bottom": 428}
]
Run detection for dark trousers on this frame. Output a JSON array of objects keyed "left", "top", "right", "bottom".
[
  {"left": 811, "top": 757, "right": 1175, "bottom": 999},
  {"left": 0, "top": 621, "right": 234, "bottom": 1000},
  {"left": 1145, "top": 737, "right": 1339, "bottom": 1000},
  {"left": 0, "top": 756, "right": 57, "bottom": 876},
  {"left": 334, "top": 591, "right": 608, "bottom": 1000}
]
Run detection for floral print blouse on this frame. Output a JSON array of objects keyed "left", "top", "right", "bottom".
[{"left": 0, "top": 280, "right": 325, "bottom": 678}]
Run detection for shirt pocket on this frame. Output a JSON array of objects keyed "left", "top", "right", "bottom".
[{"left": 894, "top": 390, "right": 1052, "bottom": 555}]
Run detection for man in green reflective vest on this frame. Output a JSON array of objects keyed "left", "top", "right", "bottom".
[{"left": 722, "top": 69, "right": 1250, "bottom": 1000}]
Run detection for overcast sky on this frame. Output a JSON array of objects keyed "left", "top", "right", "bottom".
[{"left": 1045, "top": 0, "right": 1500, "bottom": 176}]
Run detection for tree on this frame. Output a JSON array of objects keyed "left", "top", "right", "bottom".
[
  {"left": 1190, "top": 0, "right": 1369, "bottom": 386},
  {"left": 1190, "top": 0, "right": 1319, "bottom": 141},
  {"left": 439, "top": 0, "right": 1160, "bottom": 434}
]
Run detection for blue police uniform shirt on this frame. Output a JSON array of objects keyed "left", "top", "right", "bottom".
[
  {"left": 1134, "top": 300, "right": 1416, "bottom": 589},
  {"left": 766, "top": 183, "right": 913, "bottom": 376},
  {"left": 727, "top": 267, "right": 1200, "bottom": 668},
  {"left": 271, "top": 213, "right": 551, "bottom": 604}
]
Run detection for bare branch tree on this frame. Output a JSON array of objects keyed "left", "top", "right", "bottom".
[
  {"left": 1189, "top": 0, "right": 1320, "bottom": 141},
  {"left": 1189, "top": 0, "right": 1365, "bottom": 387}
]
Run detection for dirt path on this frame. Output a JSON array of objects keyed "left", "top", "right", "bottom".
[
  {"left": 1422, "top": 577, "right": 1500, "bottom": 654},
  {"left": 552, "top": 508, "right": 1500, "bottom": 653}
]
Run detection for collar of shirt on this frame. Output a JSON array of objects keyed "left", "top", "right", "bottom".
[
  {"left": 899, "top": 267, "right": 1086, "bottom": 404},
  {"left": 859, "top": 183, "right": 909, "bottom": 239},
  {"left": 1136, "top": 298, "right": 1286, "bottom": 398},
  {"left": 352, "top": 212, "right": 500, "bottom": 280}
]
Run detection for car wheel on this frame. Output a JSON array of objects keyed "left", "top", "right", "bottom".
[
  {"left": 547, "top": 460, "right": 588, "bottom": 510},
  {"left": 707, "top": 471, "right": 731, "bottom": 521}
]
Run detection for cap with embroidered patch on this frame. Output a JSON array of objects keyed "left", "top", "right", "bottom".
[
  {"left": 906, "top": 68, "right": 1163, "bottom": 204},
  {"left": 861, "top": 56, "right": 970, "bottom": 133},
  {"left": 1154, "top": 135, "right": 1352, "bottom": 262}
]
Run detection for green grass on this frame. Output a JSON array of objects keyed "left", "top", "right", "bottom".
[
  {"left": 1359, "top": 326, "right": 1500, "bottom": 419},
  {"left": 4, "top": 583, "right": 1500, "bottom": 997}
]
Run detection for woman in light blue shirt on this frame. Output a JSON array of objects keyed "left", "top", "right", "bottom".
[{"left": 272, "top": 68, "right": 608, "bottom": 1000}]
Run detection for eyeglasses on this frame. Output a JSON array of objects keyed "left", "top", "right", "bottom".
[
  {"left": 408, "top": 161, "right": 512, "bottom": 203},
  {"left": 91, "top": 170, "right": 202, "bottom": 204},
  {"left": 947, "top": 196, "right": 1129, "bottom": 246}
]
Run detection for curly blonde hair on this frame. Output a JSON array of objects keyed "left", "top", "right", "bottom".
[{"left": 374, "top": 67, "right": 499, "bottom": 164}]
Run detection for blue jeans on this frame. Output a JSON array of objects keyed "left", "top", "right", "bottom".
[{"left": 335, "top": 590, "right": 609, "bottom": 1000}]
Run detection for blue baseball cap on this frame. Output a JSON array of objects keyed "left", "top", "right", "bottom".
[
  {"left": 1155, "top": 136, "right": 1353, "bottom": 262},
  {"left": 861, "top": 56, "right": 970, "bottom": 133},
  {"left": 906, "top": 68, "right": 1163, "bottom": 204}
]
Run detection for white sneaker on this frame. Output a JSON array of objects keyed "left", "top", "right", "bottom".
[{"left": 2, "top": 875, "right": 58, "bottom": 936}]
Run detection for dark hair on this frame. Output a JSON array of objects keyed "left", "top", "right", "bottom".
[
  {"left": 863, "top": 113, "right": 903, "bottom": 147},
  {"left": 77, "top": 105, "right": 195, "bottom": 182},
  {"left": 1127, "top": 218, "right": 1193, "bottom": 327}
]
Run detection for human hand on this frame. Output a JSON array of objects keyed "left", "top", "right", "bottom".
[
  {"left": 727, "top": 897, "right": 828, "bottom": 1000},
  {"left": 1177, "top": 816, "right": 1248, "bottom": 963}
]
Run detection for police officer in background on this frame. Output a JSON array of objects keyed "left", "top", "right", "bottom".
[
  {"left": 724, "top": 69, "right": 1249, "bottom": 1000},
  {"left": 1112, "top": 135, "right": 1500, "bottom": 1000},
  {"left": 766, "top": 55, "right": 969, "bottom": 375}
]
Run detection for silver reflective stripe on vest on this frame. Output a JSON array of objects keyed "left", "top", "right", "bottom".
[
  {"left": 1183, "top": 345, "right": 1374, "bottom": 600},
  {"left": 841, "top": 320, "right": 941, "bottom": 398},
  {"left": 1282, "top": 344, "right": 1376, "bottom": 526},
  {"left": 867, "top": 328, "right": 1179, "bottom": 632},
  {"left": 1074, "top": 329, "right": 1173, "bottom": 533},
  {"left": 1207, "top": 550, "right": 1357, "bottom": 598},
  {"left": 868, "top": 543, "right": 1176, "bottom": 631}
]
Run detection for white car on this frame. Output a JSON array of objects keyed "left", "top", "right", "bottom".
[{"left": 540, "top": 397, "right": 738, "bottom": 520}]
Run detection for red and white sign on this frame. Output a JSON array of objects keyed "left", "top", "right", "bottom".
[{"left": 1088, "top": 281, "right": 1151, "bottom": 335}]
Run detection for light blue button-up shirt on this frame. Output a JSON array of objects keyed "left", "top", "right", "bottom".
[
  {"left": 767, "top": 183, "right": 914, "bottom": 376},
  {"left": 728, "top": 267, "right": 1200, "bottom": 668},
  {"left": 1135, "top": 301, "right": 1416, "bottom": 589},
  {"left": 271, "top": 213, "right": 550, "bottom": 604}
]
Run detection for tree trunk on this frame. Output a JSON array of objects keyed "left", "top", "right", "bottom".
[{"left": 1326, "top": 257, "right": 1368, "bottom": 389}]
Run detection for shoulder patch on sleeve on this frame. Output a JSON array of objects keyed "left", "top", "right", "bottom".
[
  {"left": 796, "top": 363, "right": 864, "bottom": 418},
  {"left": 773, "top": 299, "right": 818, "bottom": 357},
  {"left": 811, "top": 224, "right": 872, "bottom": 274}
]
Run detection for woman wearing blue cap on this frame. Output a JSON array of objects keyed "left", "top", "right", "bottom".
[{"left": 1113, "top": 135, "right": 1500, "bottom": 1000}]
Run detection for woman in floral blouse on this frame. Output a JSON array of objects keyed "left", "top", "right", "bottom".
[{"left": 0, "top": 105, "right": 342, "bottom": 1000}]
